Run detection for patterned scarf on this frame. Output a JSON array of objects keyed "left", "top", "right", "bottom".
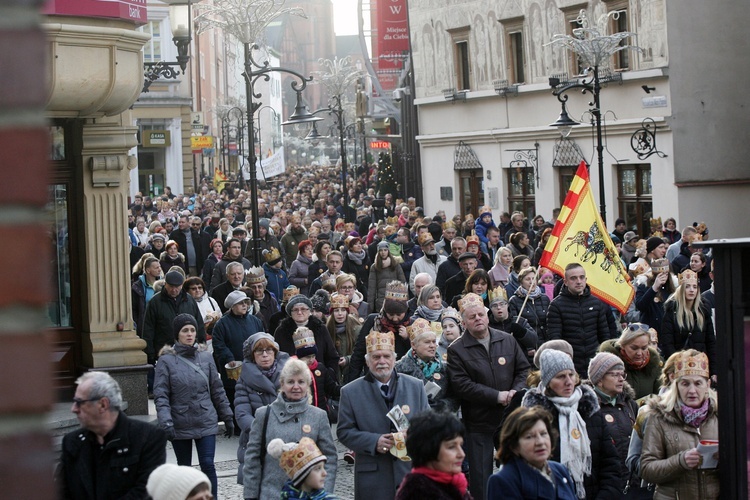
[
  {"left": 680, "top": 398, "right": 710, "bottom": 428},
  {"left": 620, "top": 346, "right": 651, "bottom": 370},
  {"left": 547, "top": 387, "right": 591, "bottom": 499},
  {"left": 378, "top": 314, "right": 410, "bottom": 334},
  {"left": 410, "top": 467, "right": 468, "bottom": 496},
  {"left": 280, "top": 480, "right": 330, "bottom": 500},
  {"left": 408, "top": 348, "right": 442, "bottom": 379},
  {"left": 259, "top": 359, "right": 279, "bottom": 381}
]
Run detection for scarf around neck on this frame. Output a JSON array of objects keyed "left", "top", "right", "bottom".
[
  {"left": 516, "top": 284, "right": 542, "bottom": 299},
  {"left": 680, "top": 398, "right": 710, "bottom": 428},
  {"left": 416, "top": 304, "right": 443, "bottom": 322},
  {"left": 410, "top": 466, "right": 468, "bottom": 496},
  {"left": 547, "top": 386, "right": 591, "bottom": 499},
  {"left": 408, "top": 348, "right": 442, "bottom": 379},
  {"left": 259, "top": 359, "right": 279, "bottom": 380},
  {"left": 620, "top": 345, "right": 651, "bottom": 370},
  {"left": 347, "top": 248, "right": 366, "bottom": 265},
  {"left": 378, "top": 314, "right": 410, "bottom": 333}
]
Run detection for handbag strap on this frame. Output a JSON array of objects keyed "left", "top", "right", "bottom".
[
  {"left": 176, "top": 355, "right": 210, "bottom": 391},
  {"left": 259, "top": 406, "right": 271, "bottom": 480}
]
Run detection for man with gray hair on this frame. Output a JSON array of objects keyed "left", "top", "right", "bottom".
[
  {"left": 210, "top": 261, "right": 246, "bottom": 314},
  {"left": 58, "top": 371, "right": 167, "bottom": 499}
]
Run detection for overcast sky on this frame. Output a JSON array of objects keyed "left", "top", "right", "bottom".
[{"left": 332, "top": 0, "right": 358, "bottom": 36}]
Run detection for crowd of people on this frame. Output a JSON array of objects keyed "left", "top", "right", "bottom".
[{"left": 57, "top": 165, "right": 719, "bottom": 500}]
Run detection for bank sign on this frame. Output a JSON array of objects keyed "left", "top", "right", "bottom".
[{"left": 43, "top": 0, "right": 147, "bottom": 24}]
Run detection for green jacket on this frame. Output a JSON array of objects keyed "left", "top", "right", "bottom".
[{"left": 599, "top": 339, "right": 662, "bottom": 400}]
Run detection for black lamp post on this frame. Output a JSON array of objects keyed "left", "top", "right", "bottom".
[
  {"left": 303, "top": 99, "right": 348, "bottom": 213},
  {"left": 242, "top": 43, "right": 321, "bottom": 265},
  {"left": 143, "top": 0, "right": 196, "bottom": 93},
  {"left": 221, "top": 106, "right": 244, "bottom": 176}
]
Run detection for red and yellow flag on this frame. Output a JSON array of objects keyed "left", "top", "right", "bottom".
[
  {"left": 213, "top": 167, "right": 228, "bottom": 192},
  {"left": 540, "top": 161, "right": 633, "bottom": 313}
]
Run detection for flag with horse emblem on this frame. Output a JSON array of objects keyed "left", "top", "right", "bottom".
[{"left": 540, "top": 161, "right": 633, "bottom": 313}]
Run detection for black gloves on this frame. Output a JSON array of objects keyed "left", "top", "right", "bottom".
[
  {"left": 507, "top": 321, "right": 527, "bottom": 339},
  {"left": 164, "top": 426, "right": 176, "bottom": 441},
  {"left": 223, "top": 420, "right": 235, "bottom": 438}
]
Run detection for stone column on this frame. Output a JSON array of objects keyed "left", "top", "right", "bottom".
[{"left": 78, "top": 116, "right": 150, "bottom": 415}]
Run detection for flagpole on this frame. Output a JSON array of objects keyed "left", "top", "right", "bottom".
[{"left": 515, "top": 271, "right": 536, "bottom": 323}]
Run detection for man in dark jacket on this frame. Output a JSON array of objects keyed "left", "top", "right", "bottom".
[
  {"left": 209, "top": 238, "right": 252, "bottom": 291},
  {"left": 546, "top": 263, "right": 615, "bottom": 374},
  {"left": 435, "top": 237, "right": 466, "bottom": 295},
  {"left": 447, "top": 293, "right": 530, "bottom": 500},
  {"left": 443, "top": 252, "right": 477, "bottom": 305},
  {"left": 170, "top": 214, "right": 204, "bottom": 276},
  {"left": 243, "top": 217, "right": 284, "bottom": 266},
  {"left": 211, "top": 261, "right": 246, "bottom": 314},
  {"left": 58, "top": 371, "right": 166, "bottom": 499},
  {"left": 143, "top": 271, "right": 206, "bottom": 366}
]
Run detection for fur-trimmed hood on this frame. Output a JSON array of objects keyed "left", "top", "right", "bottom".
[
  {"left": 645, "top": 389, "right": 718, "bottom": 426},
  {"left": 158, "top": 342, "right": 208, "bottom": 357},
  {"left": 581, "top": 379, "right": 636, "bottom": 403},
  {"left": 599, "top": 339, "right": 662, "bottom": 375},
  {"left": 522, "top": 383, "right": 600, "bottom": 418}
]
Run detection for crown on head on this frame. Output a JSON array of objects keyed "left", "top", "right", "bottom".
[
  {"left": 418, "top": 232, "right": 435, "bottom": 246},
  {"left": 458, "top": 292, "right": 484, "bottom": 312},
  {"left": 283, "top": 286, "right": 300, "bottom": 302},
  {"left": 246, "top": 266, "right": 266, "bottom": 284},
  {"left": 330, "top": 293, "right": 350, "bottom": 310},
  {"left": 268, "top": 437, "right": 325, "bottom": 487},
  {"left": 488, "top": 287, "right": 508, "bottom": 305},
  {"left": 407, "top": 318, "right": 439, "bottom": 342},
  {"left": 384, "top": 281, "right": 409, "bottom": 302},
  {"left": 292, "top": 327, "right": 316, "bottom": 350},
  {"left": 650, "top": 258, "right": 670, "bottom": 274},
  {"left": 366, "top": 330, "right": 395, "bottom": 353},
  {"left": 440, "top": 307, "right": 464, "bottom": 328},
  {"left": 263, "top": 247, "right": 281, "bottom": 263},
  {"left": 679, "top": 269, "right": 698, "bottom": 285},
  {"left": 674, "top": 351, "right": 709, "bottom": 379}
]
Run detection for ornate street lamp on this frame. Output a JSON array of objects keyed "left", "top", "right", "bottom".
[
  {"left": 547, "top": 9, "right": 640, "bottom": 222},
  {"left": 143, "top": 0, "right": 197, "bottom": 93},
  {"left": 197, "top": 0, "right": 322, "bottom": 265}
]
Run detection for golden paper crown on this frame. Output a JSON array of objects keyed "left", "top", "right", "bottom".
[
  {"left": 283, "top": 286, "right": 300, "bottom": 302},
  {"left": 443, "top": 221, "right": 456, "bottom": 230},
  {"left": 488, "top": 287, "right": 508, "bottom": 305},
  {"left": 440, "top": 307, "right": 464, "bottom": 328},
  {"left": 466, "top": 232, "right": 480, "bottom": 247},
  {"left": 679, "top": 269, "right": 698, "bottom": 285},
  {"left": 407, "top": 318, "right": 439, "bottom": 342},
  {"left": 270, "top": 437, "right": 325, "bottom": 486},
  {"left": 650, "top": 216, "right": 662, "bottom": 227},
  {"left": 246, "top": 266, "right": 266, "bottom": 284},
  {"left": 458, "top": 292, "right": 484, "bottom": 312},
  {"left": 329, "top": 293, "right": 350, "bottom": 310},
  {"left": 384, "top": 281, "right": 409, "bottom": 302},
  {"left": 263, "top": 247, "right": 282, "bottom": 264},
  {"left": 386, "top": 216, "right": 399, "bottom": 225},
  {"left": 366, "top": 330, "right": 395, "bottom": 353},
  {"left": 385, "top": 225, "right": 397, "bottom": 236},
  {"left": 650, "top": 258, "right": 670, "bottom": 274},
  {"left": 674, "top": 351, "right": 709, "bottom": 379},
  {"left": 418, "top": 232, "right": 435, "bottom": 246},
  {"left": 292, "top": 327, "right": 316, "bottom": 350}
]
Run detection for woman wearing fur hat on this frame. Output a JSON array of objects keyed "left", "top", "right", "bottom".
[
  {"left": 508, "top": 266, "right": 550, "bottom": 343},
  {"left": 243, "top": 359, "right": 337, "bottom": 500},
  {"left": 660, "top": 270, "right": 716, "bottom": 374},
  {"left": 640, "top": 351, "right": 719, "bottom": 499},
  {"left": 160, "top": 239, "right": 188, "bottom": 275},
  {"left": 368, "top": 240, "right": 406, "bottom": 313},
  {"left": 584, "top": 352, "right": 641, "bottom": 497},
  {"left": 154, "top": 314, "right": 234, "bottom": 499},
  {"left": 599, "top": 323, "right": 663, "bottom": 400},
  {"left": 234, "top": 333, "right": 290, "bottom": 485},
  {"left": 520, "top": 349, "right": 620, "bottom": 499}
]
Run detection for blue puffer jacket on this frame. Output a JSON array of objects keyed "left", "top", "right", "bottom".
[{"left": 154, "top": 343, "right": 233, "bottom": 440}]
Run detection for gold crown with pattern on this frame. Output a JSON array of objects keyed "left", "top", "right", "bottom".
[
  {"left": 267, "top": 437, "right": 326, "bottom": 488},
  {"left": 488, "top": 287, "right": 508, "bottom": 305},
  {"left": 458, "top": 292, "right": 484, "bottom": 312},
  {"left": 407, "top": 318, "right": 440, "bottom": 342},
  {"left": 440, "top": 307, "right": 464, "bottom": 328},
  {"left": 366, "top": 330, "right": 395, "bottom": 353},
  {"left": 674, "top": 351, "right": 709, "bottom": 379},
  {"left": 384, "top": 281, "right": 409, "bottom": 302},
  {"left": 292, "top": 327, "right": 316, "bottom": 350},
  {"left": 329, "top": 293, "right": 350, "bottom": 310},
  {"left": 418, "top": 232, "right": 435, "bottom": 246},
  {"left": 263, "top": 247, "right": 282, "bottom": 264},
  {"left": 282, "top": 286, "right": 300, "bottom": 302},
  {"left": 650, "top": 258, "right": 670, "bottom": 274},
  {"left": 679, "top": 269, "right": 698, "bottom": 285},
  {"left": 246, "top": 266, "right": 266, "bottom": 284}
]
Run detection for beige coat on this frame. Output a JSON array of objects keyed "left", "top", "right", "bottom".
[{"left": 640, "top": 394, "right": 719, "bottom": 499}]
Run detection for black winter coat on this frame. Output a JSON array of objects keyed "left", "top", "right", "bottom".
[
  {"left": 274, "top": 316, "right": 340, "bottom": 378},
  {"left": 508, "top": 290, "right": 550, "bottom": 343},
  {"left": 395, "top": 472, "right": 473, "bottom": 500},
  {"left": 635, "top": 282, "right": 668, "bottom": 334},
  {"left": 522, "top": 385, "right": 621, "bottom": 500},
  {"left": 660, "top": 300, "right": 716, "bottom": 371},
  {"left": 435, "top": 256, "right": 461, "bottom": 296},
  {"left": 169, "top": 228, "right": 205, "bottom": 270},
  {"left": 58, "top": 412, "right": 166, "bottom": 500},
  {"left": 143, "top": 290, "right": 205, "bottom": 364},
  {"left": 546, "top": 285, "right": 615, "bottom": 375},
  {"left": 342, "top": 252, "right": 372, "bottom": 298}
]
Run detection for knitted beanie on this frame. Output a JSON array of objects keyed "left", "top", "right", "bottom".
[
  {"left": 588, "top": 352, "right": 625, "bottom": 386},
  {"left": 533, "top": 340, "right": 574, "bottom": 369},
  {"left": 286, "top": 294, "right": 314, "bottom": 315},
  {"left": 646, "top": 236, "right": 665, "bottom": 255},
  {"left": 147, "top": 464, "right": 210, "bottom": 500},
  {"left": 310, "top": 289, "right": 330, "bottom": 315},
  {"left": 539, "top": 349, "right": 576, "bottom": 389},
  {"left": 172, "top": 313, "right": 198, "bottom": 341}
]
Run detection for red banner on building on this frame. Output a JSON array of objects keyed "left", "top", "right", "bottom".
[
  {"left": 375, "top": 0, "right": 409, "bottom": 92},
  {"left": 43, "top": 0, "right": 147, "bottom": 25}
]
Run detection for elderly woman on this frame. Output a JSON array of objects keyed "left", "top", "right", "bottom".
[
  {"left": 488, "top": 246, "right": 513, "bottom": 289},
  {"left": 154, "top": 314, "right": 233, "bottom": 499},
  {"left": 488, "top": 406, "right": 576, "bottom": 500},
  {"left": 438, "top": 308, "right": 464, "bottom": 362},
  {"left": 661, "top": 270, "right": 716, "bottom": 372},
  {"left": 395, "top": 411, "right": 471, "bottom": 500},
  {"left": 508, "top": 266, "right": 550, "bottom": 343},
  {"left": 599, "top": 323, "right": 662, "bottom": 400},
  {"left": 585, "top": 352, "right": 640, "bottom": 497},
  {"left": 521, "top": 349, "right": 620, "bottom": 499},
  {"left": 234, "top": 333, "right": 290, "bottom": 484},
  {"left": 395, "top": 319, "right": 452, "bottom": 410},
  {"left": 201, "top": 238, "right": 225, "bottom": 287},
  {"left": 289, "top": 239, "right": 314, "bottom": 296},
  {"left": 368, "top": 240, "right": 406, "bottom": 312},
  {"left": 160, "top": 239, "right": 187, "bottom": 275},
  {"left": 640, "top": 351, "right": 718, "bottom": 499},
  {"left": 243, "top": 359, "right": 337, "bottom": 500},
  {"left": 184, "top": 277, "right": 221, "bottom": 341},
  {"left": 411, "top": 284, "right": 446, "bottom": 323}
]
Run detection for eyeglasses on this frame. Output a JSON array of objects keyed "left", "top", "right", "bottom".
[
  {"left": 291, "top": 306, "right": 310, "bottom": 313},
  {"left": 339, "top": 285, "right": 355, "bottom": 291},
  {"left": 605, "top": 371, "right": 627, "bottom": 380},
  {"left": 73, "top": 397, "right": 102, "bottom": 408},
  {"left": 188, "top": 286, "right": 203, "bottom": 291},
  {"left": 254, "top": 348, "right": 275, "bottom": 356}
]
